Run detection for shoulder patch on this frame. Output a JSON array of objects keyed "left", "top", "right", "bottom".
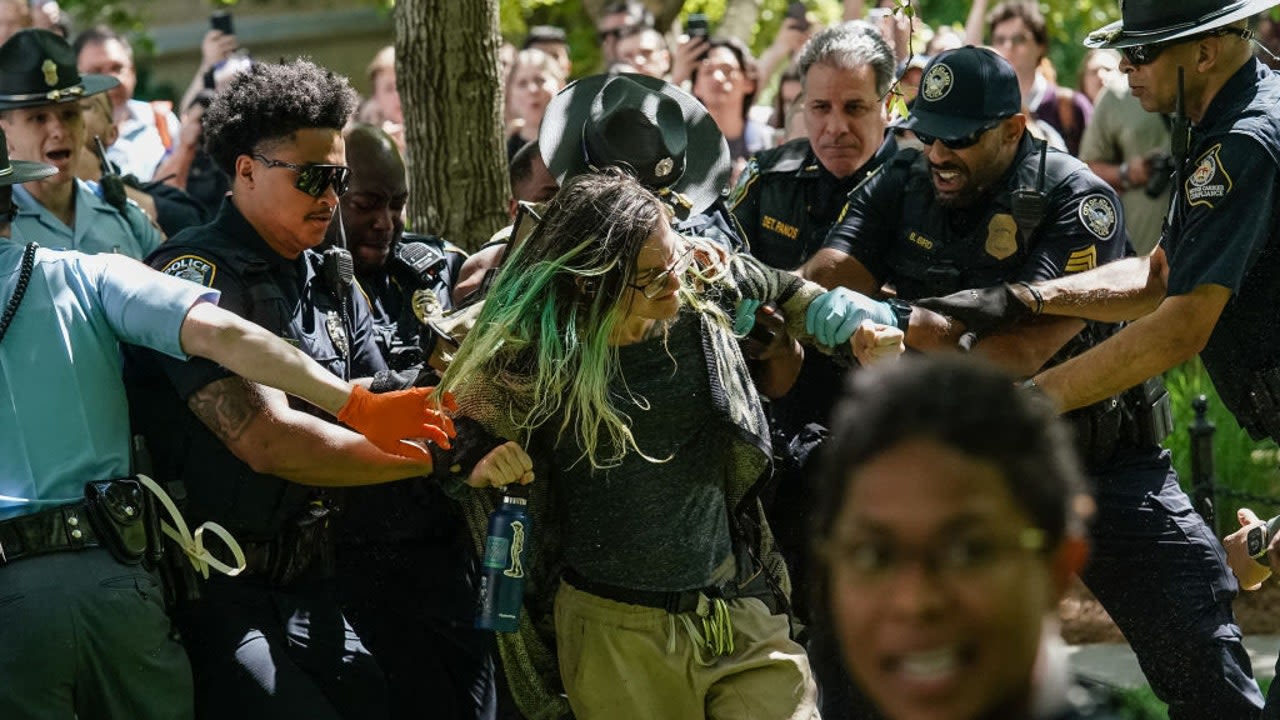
[
  {"left": 1078, "top": 195, "right": 1117, "bottom": 240},
  {"left": 1185, "top": 143, "right": 1232, "bottom": 209},
  {"left": 727, "top": 158, "right": 758, "bottom": 209},
  {"left": 1065, "top": 245, "right": 1097, "bottom": 273},
  {"left": 160, "top": 254, "right": 217, "bottom": 287}
]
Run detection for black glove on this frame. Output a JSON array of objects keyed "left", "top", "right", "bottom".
[{"left": 914, "top": 284, "right": 1031, "bottom": 338}]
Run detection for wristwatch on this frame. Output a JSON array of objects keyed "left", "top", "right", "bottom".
[
  {"left": 1246, "top": 515, "right": 1280, "bottom": 566},
  {"left": 885, "top": 298, "right": 913, "bottom": 329},
  {"left": 1118, "top": 161, "right": 1132, "bottom": 191}
]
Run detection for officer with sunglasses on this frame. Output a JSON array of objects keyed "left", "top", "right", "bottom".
[
  {"left": 123, "top": 59, "right": 418, "bottom": 719},
  {"left": 799, "top": 45, "right": 1265, "bottom": 718}
]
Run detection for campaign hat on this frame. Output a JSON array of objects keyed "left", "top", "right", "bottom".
[
  {"left": 1085, "top": 0, "right": 1280, "bottom": 49},
  {"left": 0, "top": 29, "right": 118, "bottom": 110},
  {"left": 539, "top": 72, "right": 730, "bottom": 219}
]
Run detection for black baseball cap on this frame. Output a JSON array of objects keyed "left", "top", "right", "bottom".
[{"left": 896, "top": 47, "right": 1021, "bottom": 142}]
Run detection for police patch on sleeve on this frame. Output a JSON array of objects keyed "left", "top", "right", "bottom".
[
  {"left": 1078, "top": 195, "right": 1117, "bottom": 240},
  {"left": 1185, "top": 143, "right": 1232, "bottom": 209},
  {"left": 160, "top": 254, "right": 217, "bottom": 287}
]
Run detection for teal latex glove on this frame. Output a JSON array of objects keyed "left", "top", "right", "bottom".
[
  {"left": 734, "top": 298, "right": 762, "bottom": 336},
  {"left": 805, "top": 287, "right": 898, "bottom": 346}
]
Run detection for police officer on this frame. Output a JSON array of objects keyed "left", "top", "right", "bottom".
[
  {"left": 730, "top": 22, "right": 896, "bottom": 271},
  {"left": 801, "top": 47, "right": 1263, "bottom": 719},
  {"left": 327, "top": 123, "right": 498, "bottom": 720},
  {"left": 0, "top": 28, "right": 161, "bottom": 257},
  {"left": 123, "top": 59, "right": 466, "bottom": 719},
  {"left": 959, "top": 1, "right": 1280, "bottom": 449},
  {"left": 328, "top": 123, "right": 466, "bottom": 370},
  {"left": 727, "top": 20, "right": 898, "bottom": 546},
  {"left": 0, "top": 126, "right": 455, "bottom": 719}
]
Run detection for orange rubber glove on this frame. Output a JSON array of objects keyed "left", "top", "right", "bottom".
[{"left": 337, "top": 385, "right": 459, "bottom": 459}]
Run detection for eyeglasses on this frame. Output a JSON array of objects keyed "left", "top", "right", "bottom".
[
  {"left": 991, "top": 32, "right": 1032, "bottom": 47},
  {"left": 1121, "top": 26, "right": 1255, "bottom": 67},
  {"left": 913, "top": 120, "right": 1005, "bottom": 151},
  {"left": 628, "top": 244, "right": 695, "bottom": 299},
  {"left": 823, "top": 527, "right": 1046, "bottom": 588},
  {"left": 252, "top": 153, "right": 351, "bottom": 198}
]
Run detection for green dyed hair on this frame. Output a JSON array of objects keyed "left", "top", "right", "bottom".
[{"left": 439, "top": 168, "right": 735, "bottom": 468}]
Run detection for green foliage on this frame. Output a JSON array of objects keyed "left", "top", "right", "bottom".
[
  {"left": 501, "top": 0, "right": 605, "bottom": 77},
  {"left": 1164, "top": 358, "right": 1280, "bottom": 534},
  {"left": 60, "top": 0, "right": 154, "bottom": 37},
  {"left": 914, "top": 0, "right": 1121, "bottom": 87}
]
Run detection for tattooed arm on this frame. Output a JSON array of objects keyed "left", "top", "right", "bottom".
[{"left": 187, "top": 376, "right": 432, "bottom": 485}]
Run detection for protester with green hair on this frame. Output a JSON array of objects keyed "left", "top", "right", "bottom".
[{"left": 434, "top": 168, "right": 901, "bottom": 720}]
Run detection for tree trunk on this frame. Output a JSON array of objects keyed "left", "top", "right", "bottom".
[{"left": 396, "top": 0, "right": 508, "bottom": 252}]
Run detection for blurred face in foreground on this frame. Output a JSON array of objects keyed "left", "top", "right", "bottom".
[{"left": 826, "top": 438, "right": 1065, "bottom": 720}]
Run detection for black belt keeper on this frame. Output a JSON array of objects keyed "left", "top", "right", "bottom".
[
  {"left": 0, "top": 502, "right": 100, "bottom": 566},
  {"left": 1069, "top": 396, "right": 1122, "bottom": 470}
]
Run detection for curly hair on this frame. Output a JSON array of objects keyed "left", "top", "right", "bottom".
[{"left": 203, "top": 59, "right": 358, "bottom": 176}]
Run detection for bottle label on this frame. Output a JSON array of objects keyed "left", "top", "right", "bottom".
[
  {"left": 505, "top": 520, "right": 526, "bottom": 579},
  {"left": 483, "top": 535, "right": 510, "bottom": 570}
]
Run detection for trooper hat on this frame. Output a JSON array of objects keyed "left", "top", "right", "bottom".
[
  {"left": 539, "top": 72, "right": 730, "bottom": 219},
  {"left": 1085, "top": 0, "right": 1280, "bottom": 49},
  {"left": 0, "top": 127, "right": 57, "bottom": 186},
  {"left": 0, "top": 28, "right": 118, "bottom": 111},
  {"left": 895, "top": 47, "right": 1021, "bottom": 142}
]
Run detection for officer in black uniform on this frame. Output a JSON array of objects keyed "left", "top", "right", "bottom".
[
  {"left": 326, "top": 123, "right": 498, "bottom": 720},
  {"left": 125, "top": 59, "right": 436, "bottom": 719},
  {"left": 943, "top": 0, "right": 1280, "bottom": 448},
  {"left": 800, "top": 47, "right": 1263, "bottom": 720},
  {"left": 727, "top": 24, "right": 899, "bottom": 643},
  {"left": 328, "top": 124, "right": 467, "bottom": 371},
  {"left": 730, "top": 22, "right": 896, "bottom": 271}
]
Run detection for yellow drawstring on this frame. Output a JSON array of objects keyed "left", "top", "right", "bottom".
[
  {"left": 670, "top": 593, "right": 736, "bottom": 663},
  {"left": 136, "top": 474, "right": 246, "bottom": 579}
]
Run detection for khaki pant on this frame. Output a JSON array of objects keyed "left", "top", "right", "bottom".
[{"left": 555, "top": 580, "right": 820, "bottom": 720}]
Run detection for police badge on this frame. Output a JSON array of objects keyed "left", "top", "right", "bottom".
[
  {"left": 325, "top": 311, "right": 349, "bottom": 358},
  {"left": 985, "top": 214, "right": 1018, "bottom": 260}
]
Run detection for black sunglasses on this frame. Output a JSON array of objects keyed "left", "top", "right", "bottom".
[
  {"left": 1121, "top": 26, "right": 1255, "bottom": 66},
  {"left": 252, "top": 153, "right": 351, "bottom": 198},
  {"left": 913, "top": 120, "right": 1005, "bottom": 151}
]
